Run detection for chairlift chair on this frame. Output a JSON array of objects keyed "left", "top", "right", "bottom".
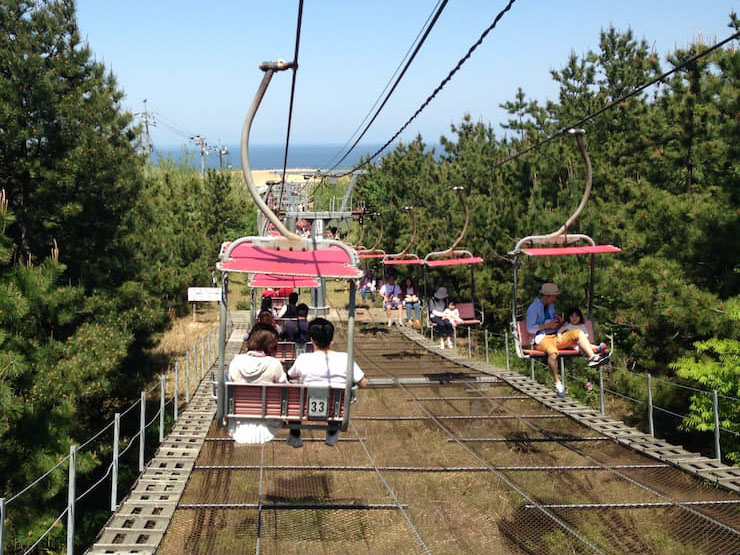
[
  {"left": 215, "top": 59, "right": 363, "bottom": 433},
  {"left": 509, "top": 130, "right": 621, "bottom": 370},
  {"left": 423, "top": 186, "right": 485, "bottom": 328}
]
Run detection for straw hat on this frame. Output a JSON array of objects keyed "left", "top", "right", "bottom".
[{"left": 539, "top": 283, "right": 560, "bottom": 296}]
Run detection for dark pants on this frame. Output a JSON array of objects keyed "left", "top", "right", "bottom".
[{"left": 430, "top": 316, "right": 453, "bottom": 338}]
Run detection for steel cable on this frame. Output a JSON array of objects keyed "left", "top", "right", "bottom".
[
  {"left": 278, "top": 0, "right": 305, "bottom": 212},
  {"left": 324, "top": 0, "right": 447, "bottom": 169},
  {"left": 7, "top": 455, "right": 70, "bottom": 505},
  {"left": 328, "top": 0, "right": 450, "bottom": 172},
  {"left": 21, "top": 507, "right": 68, "bottom": 555},
  {"left": 488, "top": 30, "right": 740, "bottom": 172},
  {"left": 334, "top": 0, "right": 518, "bottom": 177}
]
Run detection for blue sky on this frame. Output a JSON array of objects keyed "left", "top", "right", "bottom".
[{"left": 76, "top": 0, "right": 736, "bottom": 153}]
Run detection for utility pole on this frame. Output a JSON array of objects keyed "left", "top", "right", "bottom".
[
  {"left": 192, "top": 135, "right": 209, "bottom": 176},
  {"left": 216, "top": 144, "right": 229, "bottom": 170},
  {"left": 137, "top": 99, "right": 154, "bottom": 163}
]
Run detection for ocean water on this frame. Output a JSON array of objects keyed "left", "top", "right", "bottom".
[{"left": 151, "top": 143, "right": 385, "bottom": 171}]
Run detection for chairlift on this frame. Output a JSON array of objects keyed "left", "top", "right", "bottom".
[
  {"left": 215, "top": 59, "right": 363, "bottom": 434},
  {"left": 509, "top": 129, "right": 621, "bottom": 368},
  {"left": 423, "top": 186, "right": 484, "bottom": 327}
]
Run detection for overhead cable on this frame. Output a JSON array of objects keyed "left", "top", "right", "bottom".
[
  {"left": 326, "top": 0, "right": 450, "bottom": 171},
  {"left": 324, "top": 0, "right": 447, "bottom": 170},
  {"left": 279, "top": 0, "right": 305, "bottom": 212},
  {"left": 334, "top": 0, "right": 519, "bottom": 177},
  {"left": 490, "top": 29, "right": 740, "bottom": 171}
]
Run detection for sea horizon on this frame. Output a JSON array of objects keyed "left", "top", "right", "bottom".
[{"left": 151, "top": 142, "right": 442, "bottom": 171}]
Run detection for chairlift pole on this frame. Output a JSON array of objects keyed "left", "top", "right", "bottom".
[{"left": 217, "top": 272, "right": 228, "bottom": 423}]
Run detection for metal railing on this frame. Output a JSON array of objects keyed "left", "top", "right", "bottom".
[
  {"left": 0, "top": 325, "right": 221, "bottom": 555},
  {"left": 425, "top": 325, "right": 737, "bottom": 465}
]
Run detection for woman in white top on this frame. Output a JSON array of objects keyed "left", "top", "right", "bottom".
[
  {"left": 287, "top": 318, "right": 368, "bottom": 448},
  {"left": 228, "top": 324, "right": 287, "bottom": 443},
  {"left": 402, "top": 277, "right": 422, "bottom": 327}
]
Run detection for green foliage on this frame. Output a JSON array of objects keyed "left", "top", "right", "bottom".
[{"left": 672, "top": 297, "right": 740, "bottom": 462}]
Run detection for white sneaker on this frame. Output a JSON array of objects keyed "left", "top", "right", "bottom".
[
  {"left": 439, "top": 339, "right": 445, "bottom": 349},
  {"left": 554, "top": 381, "right": 566, "bottom": 398},
  {"left": 387, "top": 321, "right": 393, "bottom": 327},
  {"left": 446, "top": 338, "right": 454, "bottom": 349}
]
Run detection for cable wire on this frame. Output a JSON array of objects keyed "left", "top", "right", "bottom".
[
  {"left": 327, "top": 0, "right": 450, "bottom": 172},
  {"left": 22, "top": 507, "right": 68, "bottom": 555},
  {"left": 335, "top": 0, "right": 518, "bottom": 177},
  {"left": 489, "top": 30, "right": 740, "bottom": 171},
  {"left": 278, "top": 0, "right": 305, "bottom": 212},
  {"left": 7, "top": 455, "right": 70, "bottom": 505},
  {"left": 324, "top": 0, "right": 446, "bottom": 169}
]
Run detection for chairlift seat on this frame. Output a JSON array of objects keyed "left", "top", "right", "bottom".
[
  {"left": 514, "top": 320, "right": 595, "bottom": 358},
  {"left": 226, "top": 382, "right": 346, "bottom": 424},
  {"left": 454, "top": 302, "right": 483, "bottom": 327}
]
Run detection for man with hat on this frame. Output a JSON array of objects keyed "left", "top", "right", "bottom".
[{"left": 526, "top": 283, "right": 607, "bottom": 398}]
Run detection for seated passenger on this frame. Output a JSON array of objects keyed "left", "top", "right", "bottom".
[
  {"left": 381, "top": 274, "right": 403, "bottom": 327},
  {"left": 402, "top": 277, "right": 421, "bottom": 327},
  {"left": 442, "top": 301, "right": 464, "bottom": 327},
  {"left": 429, "top": 286, "right": 454, "bottom": 349},
  {"left": 281, "top": 302, "right": 310, "bottom": 343},
  {"left": 359, "top": 269, "right": 377, "bottom": 303},
  {"left": 260, "top": 297, "right": 278, "bottom": 318},
  {"left": 526, "top": 283, "right": 608, "bottom": 399},
  {"left": 558, "top": 306, "right": 608, "bottom": 356},
  {"left": 228, "top": 324, "right": 287, "bottom": 444},
  {"left": 286, "top": 318, "right": 368, "bottom": 448},
  {"left": 255, "top": 310, "right": 280, "bottom": 335},
  {"left": 278, "top": 292, "right": 299, "bottom": 318}
]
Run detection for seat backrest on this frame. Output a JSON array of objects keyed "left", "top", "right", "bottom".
[
  {"left": 276, "top": 341, "right": 296, "bottom": 361},
  {"left": 227, "top": 382, "right": 346, "bottom": 421},
  {"left": 516, "top": 320, "right": 533, "bottom": 345},
  {"left": 456, "top": 302, "right": 476, "bottom": 320}
]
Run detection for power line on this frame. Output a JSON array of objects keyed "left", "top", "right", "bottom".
[
  {"left": 279, "top": 0, "right": 305, "bottom": 212},
  {"left": 333, "top": 0, "right": 519, "bottom": 177},
  {"left": 489, "top": 29, "right": 740, "bottom": 171},
  {"left": 327, "top": 0, "right": 450, "bottom": 172},
  {"left": 323, "top": 0, "right": 447, "bottom": 170}
]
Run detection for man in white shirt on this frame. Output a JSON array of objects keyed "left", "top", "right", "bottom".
[
  {"left": 381, "top": 274, "right": 403, "bottom": 327},
  {"left": 287, "top": 318, "right": 368, "bottom": 447}
]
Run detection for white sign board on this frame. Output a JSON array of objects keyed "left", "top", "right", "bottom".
[{"left": 188, "top": 287, "right": 221, "bottom": 302}]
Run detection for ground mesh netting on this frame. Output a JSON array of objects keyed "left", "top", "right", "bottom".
[{"left": 157, "top": 322, "right": 739, "bottom": 554}]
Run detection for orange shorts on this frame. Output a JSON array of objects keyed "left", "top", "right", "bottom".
[{"left": 535, "top": 330, "right": 583, "bottom": 356}]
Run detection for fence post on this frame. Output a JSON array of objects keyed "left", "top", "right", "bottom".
[
  {"left": 504, "top": 331, "right": 510, "bottom": 371},
  {"left": 66, "top": 445, "right": 77, "bottom": 555},
  {"left": 174, "top": 362, "right": 179, "bottom": 421},
  {"left": 111, "top": 413, "right": 120, "bottom": 512},
  {"left": 194, "top": 343, "right": 199, "bottom": 382},
  {"left": 1, "top": 497, "right": 6, "bottom": 555},
  {"left": 159, "top": 374, "right": 165, "bottom": 443},
  {"left": 484, "top": 330, "right": 489, "bottom": 365},
  {"left": 139, "top": 391, "right": 146, "bottom": 472},
  {"left": 647, "top": 373, "right": 654, "bottom": 437},
  {"left": 185, "top": 351, "right": 191, "bottom": 404},
  {"left": 598, "top": 367, "right": 605, "bottom": 415},
  {"left": 530, "top": 359, "right": 535, "bottom": 381},
  {"left": 453, "top": 327, "right": 457, "bottom": 351},
  {"left": 713, "top": 390, "right": 721, "bottom": 462},
  {"left": 467, "top": 327, "right": 472, "bottom": 358},
  {"left": 202, "top": 337, "right": 206, "bottom": 377}
]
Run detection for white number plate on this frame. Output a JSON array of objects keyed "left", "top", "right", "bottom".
[{"left": 307, "top": 389, "right": 329, "bottom": 419}]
